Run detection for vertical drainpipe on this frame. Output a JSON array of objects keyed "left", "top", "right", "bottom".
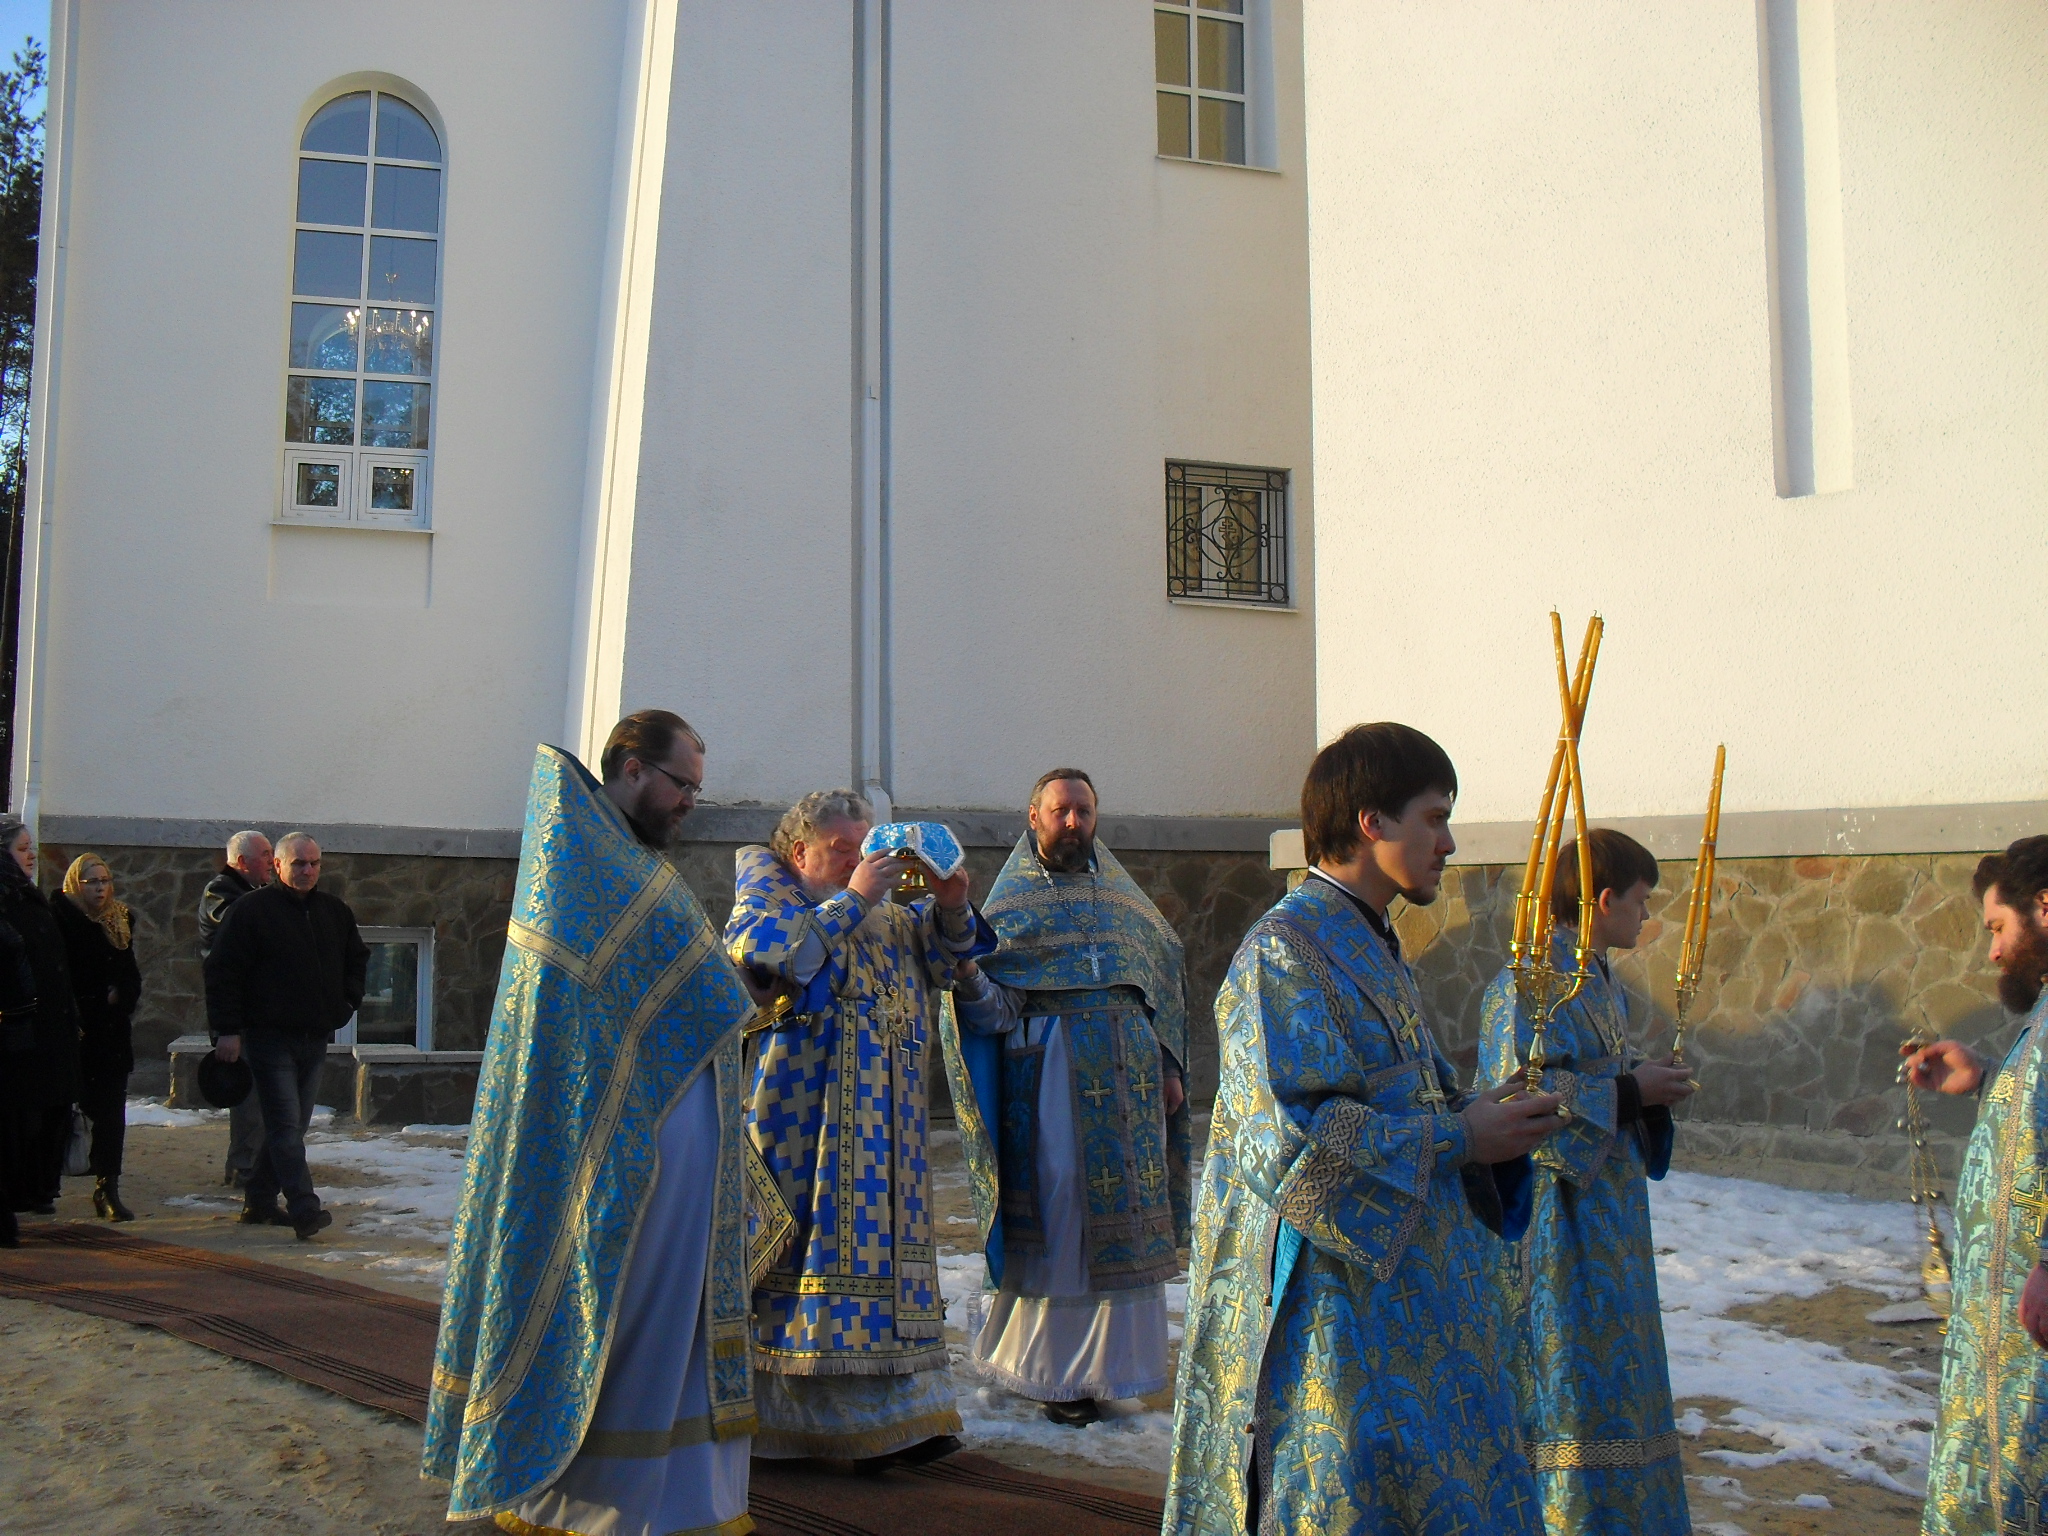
[
  {"left": 854, "top": 0, "right": 893, "bottom": 823},
  {"left": 12, "top": 0, "right": 79, "bottom": 828}
]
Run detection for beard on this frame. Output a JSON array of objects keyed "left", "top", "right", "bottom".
[
  {"left": 1999, "top": 915, "right": 2048, "bottom": 1014},
  {"left": 1038, "top": 829, "right": 1094, "bottom": 873}
]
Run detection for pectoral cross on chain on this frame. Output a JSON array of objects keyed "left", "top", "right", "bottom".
[{"left": 1082, "top": 942, "right": 1105, "bottom": 982}]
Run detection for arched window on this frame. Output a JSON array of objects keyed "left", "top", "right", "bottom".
[{"left": 282, "top": 89, "right": 441, "bottom": 529}]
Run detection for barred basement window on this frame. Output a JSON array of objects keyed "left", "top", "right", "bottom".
[{"left": 1166, "top": 461, "right": 1289, "bottom": 606}]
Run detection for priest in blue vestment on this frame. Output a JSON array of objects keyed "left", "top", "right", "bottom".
[
  {"left": 424, "top": 712, "right": 773, "bottom": 1536},
  {"left": 1167, "top": 722, "right": 1563, "bottom": 1536},
  {"left": 1479, "top": 828, "right": 1695, "bottom": 1535},
  {"left": 950, "top": 768, "right": 1192, "bottom": 1427},
  {"left": 1908, "top": 836, "right": 2048, "bottom": 1536},
  {"left": 731, "top": 791, "right": 995, "bottom": 1465}
]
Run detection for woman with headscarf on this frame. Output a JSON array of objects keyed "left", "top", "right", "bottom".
[
  {"left": 0, "top": 816, "right": 80, "bottom": 1218},
  {"left": 53, "top": 853, "right": 143, "bottom": 1220}
]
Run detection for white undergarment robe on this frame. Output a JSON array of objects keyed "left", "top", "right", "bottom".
[{"left": 512, "top": 1068, "right": 751, "bottom": 1536}]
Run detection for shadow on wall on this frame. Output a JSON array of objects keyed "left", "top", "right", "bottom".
[{"left": 1391, "top": 851, "right": 2007, "bottom": 1183}]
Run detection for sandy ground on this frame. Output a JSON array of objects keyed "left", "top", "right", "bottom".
[{"left": 0, "top": 1118, "right": 1946, "bottom": 1534}]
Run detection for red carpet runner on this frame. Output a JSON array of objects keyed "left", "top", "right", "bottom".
[{"left": 0, "top": 1224, "right": 1163, "bottom": 1535}]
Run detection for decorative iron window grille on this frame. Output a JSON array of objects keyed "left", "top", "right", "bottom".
[{"left": 1166, "top": 461, "right": 1289, "bottom": 605}]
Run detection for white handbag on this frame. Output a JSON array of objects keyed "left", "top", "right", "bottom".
[{"left": 64, "top": 1107, "right": 91, "bottom": 1177}]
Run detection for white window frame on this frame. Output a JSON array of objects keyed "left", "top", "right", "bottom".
[
  {"left": 1154, "top": 1, "right": 1274, "bottom": 169},
  {"left": 336, "top": 924, "right": 437, "bottom": 1051},
  {"left": 279, "top": 89, "right": 443, "bottom": 533}
]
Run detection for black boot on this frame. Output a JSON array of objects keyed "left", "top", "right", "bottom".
[{"left": 92, "top": 1177, "right": 134, "bottom": 1222}]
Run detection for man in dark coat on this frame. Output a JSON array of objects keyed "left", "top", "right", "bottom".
[
  {"left": 0, "top": 815, "right": 80, "bottom": 1216},
  {"left": 199, "top": 830, "right": 272, "bottom": 1189},
  {"left": 204, "top": 831, "right": 367, "bottom": 1239}
]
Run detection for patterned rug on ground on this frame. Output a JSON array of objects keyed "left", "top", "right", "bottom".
[{"left": 0, "top": 1224, "right": 1164, "bottom": 1535}]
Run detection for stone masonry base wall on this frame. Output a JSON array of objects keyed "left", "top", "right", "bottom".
[{"left": 58, "top": 833, "right": 2012, "bottom": 1207}]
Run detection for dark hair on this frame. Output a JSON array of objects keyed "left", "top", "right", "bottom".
[
  {"left": 1552, "top": 828, "right": 1660, "bottom": 922},
  {"left": 1300, "top": 723, "right": 1457, "bottom": 864},
  {"left": 1029, "top": 768, "right": 1096, "bottom": 808},
  {"left": 600, "top": 709, "right": 705, "bottom": 783},
  {"left": 1974, "top": 835, "right": 2048, "bottom": 911}
]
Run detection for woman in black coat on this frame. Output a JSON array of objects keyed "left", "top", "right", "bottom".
[
  {"left": 0, "top": 872, "right": 40, "bottom": 1247},
  {"left": 0, "top": 815, "right": 80, "bottom": 1218},
  {"left": 53, "top": 853, "right": 143, "bottom": 1220}
]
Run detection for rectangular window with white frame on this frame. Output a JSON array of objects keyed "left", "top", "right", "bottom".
[
  {"left": 1154, "top": 1, "right": 1275, "bottom": 168},
  {"left": 333, "top": 925, "right": 436, "bottom": 1050}
]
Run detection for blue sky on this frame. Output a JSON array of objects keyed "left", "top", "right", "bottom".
[{"left": 0, "top": 0, "right": 42, "bottom": 119}]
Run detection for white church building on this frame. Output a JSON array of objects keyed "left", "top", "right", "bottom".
[{"left": 12, "top": 3, "right": 2045, "bottom": 1167}]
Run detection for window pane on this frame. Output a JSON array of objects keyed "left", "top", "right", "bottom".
[
  {"left": 362, "top": 380, "right": 430, "bottom": 448},
  {"left": 356, "top": 941, "right": 420, "bottom": 1045},
  {"left": 1197, "top": 17, "right": 1245, "bottom": 92},
  {"left": 285, "top": 376, "right": 356, "bottom": 444},
  {"left": 1157, "top": 91, "right": 1192, "bottom": 157},
  {"left": 1198, "top": 0, "right": 1244, "bottom": 11},
  {"left": 301, "top": 92, "right": 371, "bottom": 155},
  {"left": 372, "top": 165, "right": 441, "bottom": 233},
  {"left": 369, "top": 464, "right": 417, "bottom": 511},
  {"left": 375, "top": 96, "right": 441, "bottom": 164},
  {"left": 293, "top": 230, "right": 362, "bottom": 299},
  {"left": 1154, "top": 10, "right": 1190, "bottom": 85},
  {"left": 297, "top": 158, "right": 366, "bottom": 227},
  {"left": 1198, "top": 96, "right": 1245, "bottom": 163},
  {"left": 294, "top": 461, "right": 343, "bottom": 508},
  {"left": 288, "top": 303, "right": 360, "bottom": 371},
  {"left": 364, "top": 308, "right": 433, "bottom": 375},
  {"left": 367, "top": 236, "right": 437, "bottom": 302}
]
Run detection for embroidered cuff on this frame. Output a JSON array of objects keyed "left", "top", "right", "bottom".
[{"left": 1432, "top": 1112, "right": 1471, "bottom": 1170}]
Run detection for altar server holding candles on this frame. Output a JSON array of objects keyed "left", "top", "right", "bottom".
[
  {"left": 1480, "top": 828, "right": 1697, "bottom": 1534},
  {"left": 1166, "top": 724, "right": 1560, "bottom": 1536}
]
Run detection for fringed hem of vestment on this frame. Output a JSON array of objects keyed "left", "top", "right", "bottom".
[
  {"left": 750, "top": 1407, "right": 964, "bottom": 1461},
  {"left": 496, "top": 1510, "right": 755, "bottom": 1536},
  {"left": 972, "top": 1358, "right": 1168, "bottom": 1403},
  {"left": 752, "top": 1344, "right": 952, "bottom": 1377}
]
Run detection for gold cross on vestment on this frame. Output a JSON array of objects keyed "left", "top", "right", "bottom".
[
  {"left": 1089, "top": 1165, "right": 1123, "bottom": 1205},
  {"left": 1445, "top": 1378, "right": 1474, "bottom": 1426},
  {"left": 1139, "top": 1156, "right": 1167, "bottom": 1202},
  {"left": 2013, "top": 1180, "right": 2048, "bottom": 1240},
  {"left": 1503, "top": 1485, "right": 1534, "bottom": 1526},
  {"left": 1080, "top": 1076, "right": 1115, "bottom": 1108},
  {"left": 1303, "top": 1308, "right": 1336, "bottom": 1357},
  {"left": 1347, "top": 1186, "right": 1392, "bottom": 1222},
  {"left": 1388, "top": 1275, "right": 1423, "bottom": 1324}
]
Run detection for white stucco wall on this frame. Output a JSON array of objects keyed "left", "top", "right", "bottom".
[
  {"left": 28, "top": 1, "right": 631, "bottom": 829},
  {"left": 885, "top": 0, "right": 1314, "bottom": 818},
  {"left": 1304, "top": 0, "right": 2048, "bottom": 825},
  {"left": 614, "top": 3, "right": 857, "bottom": 810}
]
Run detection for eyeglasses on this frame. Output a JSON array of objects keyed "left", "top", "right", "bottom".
[{"left": 641, "top": 761, "right": 702, "bottom": 798}]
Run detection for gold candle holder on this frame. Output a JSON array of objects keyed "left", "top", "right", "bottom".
[{"left": 1670, "top": 745, "right": 1725, "bottom": 1071}]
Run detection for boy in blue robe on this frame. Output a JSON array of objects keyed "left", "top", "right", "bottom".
[{"left": 1479, "top": 827, "right": 1696, "bottom": 1533}]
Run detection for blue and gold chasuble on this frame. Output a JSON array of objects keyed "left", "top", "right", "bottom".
[
  {"left": 1479, "top": 937, "right": 1688, "bottom": 1535},
  {"left": 729, "top": 847, "right": 993, "bottom": 1390},
  {"left": 947, "top": 835, "right": 1192, "bottom": 1289},
  {"left": 1925, "top": 990, "right": 2048, "bottom": 1536},
  {"left": 1166, "top": 875, "right": 1540, "bottom": 1536},
  {"left": 422, "top": 746, "right": 761, "bottom": 1523}
]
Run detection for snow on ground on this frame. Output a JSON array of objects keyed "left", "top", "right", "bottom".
[
  {"left": 133, "top": 1105, "right": 1947, "bottom": 1482},
  {"left": 1650, "top": 1170, "right": 1938, "bottom": 1495}
]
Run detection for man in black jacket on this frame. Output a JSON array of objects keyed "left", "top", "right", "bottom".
[
  {"left": 199, "top": 830, "right": 272, "bottom": 1190},
  {"left": 204, "top": 832, "right": 367, "bottom": 1239}
]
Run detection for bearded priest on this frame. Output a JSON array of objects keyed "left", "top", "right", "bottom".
[
  {"left": 951, "top": 768, "right": 1193, "bottom": 1427},
  {"left": 730, "top": 791, "right": 995, "bottom": 1468},
  {"left": 1907, "top": 835, "right": 2048, "bottom": 1536}
]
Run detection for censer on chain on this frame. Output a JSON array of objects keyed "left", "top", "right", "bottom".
[{"left": 1898, "top": 1031, "right": 1954, "bottom": 1311}]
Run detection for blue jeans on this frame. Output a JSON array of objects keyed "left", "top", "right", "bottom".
[{"left": 241, "top": 1030, "right": 327, "bottom": 1222}]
